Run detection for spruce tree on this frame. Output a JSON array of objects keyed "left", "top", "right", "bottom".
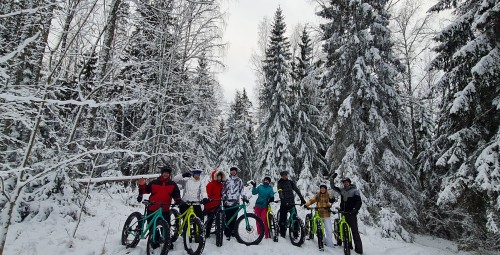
[
  {"left": 257, "top": 7, "right": 294, "bottom": 181},
  {"left": 219, "top": 90, "right": 255, "bottom": 181},
  {"left": 289, "top": 27, "right": 328, "bottom": 195},
  {"left": 318, "top": 0, "right": 419, "bottom": 238},
  {"left": 425, "top": 0, "right": 500, "bottom": 249}
]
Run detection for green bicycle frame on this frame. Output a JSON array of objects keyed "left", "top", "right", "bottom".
[
  {"left": 287, "top": 206, "right": 299, "bottom": 231},
  {"left": 309, "top": 209, "right": 325, "bottom": 236},
  {"left": 139, "top": 208, "right": 167, "bottom": 240},
  {"left": 266, "top": 203, "right": 274, "bottom": 229},
  {"left": 337, "top": 213, "right": 352, "bottom": 242},
  {"left": 223, "top": 202, "right": 251, "bottom": 228},
  {"left": 176, "top": 204, "right": 199, "bottom": 238}
]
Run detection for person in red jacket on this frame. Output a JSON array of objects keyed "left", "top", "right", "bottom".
[
  {"left": 137, "top": 165, "right": 182, "bottom": 222},
  {"left": 203, "top": 169, "right": 226, "bottom": 238}
]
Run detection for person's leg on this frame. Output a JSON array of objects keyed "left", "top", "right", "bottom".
[
  {"left": 193, "top": 205, "right": 203, "bottom": 220},
  {"left": 323, "top": 217, "right": 334, "bottom": 247},
  {"left": 224, "top": 206, "right": 239, "bottom": 238},
  {"left": 261, "top": 207, "right": 269, "bottom": 238},
  {"left": 254, "top": 207, "right": 264, "bottom": 237},
  {"left": 346, "top": 214, "right": 363, "bottom": 254},
  {"left": 205, "top": 211, "right": 214, "bottom": 237},
  {"left": 278, "top": 205, "right": 289, "bottom": 237}
]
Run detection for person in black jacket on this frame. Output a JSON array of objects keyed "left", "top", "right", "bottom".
[
  {"left": 330, "top": 173, "right": 363, "bottom": 255},
  {"left": 277, "top": 171, "right": 306, "bottom": 237}
]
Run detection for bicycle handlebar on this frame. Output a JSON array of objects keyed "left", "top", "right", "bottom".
[{"left": 142, "top": 200, "right": 171, "bottom": 207}]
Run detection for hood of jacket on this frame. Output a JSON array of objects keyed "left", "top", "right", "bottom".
[{"left": 211, "top": 169, "right": 227, "bottom": 182}]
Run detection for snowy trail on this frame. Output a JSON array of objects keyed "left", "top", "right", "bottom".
[{"left": 5, "top": 190, "right": 470, "bottom": 255}]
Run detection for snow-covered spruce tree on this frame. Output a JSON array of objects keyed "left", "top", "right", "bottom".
[
  {"left": 318, "top": 0, "right": 419, "bottom": 239},
  {"left": 184, "top": 56, "right": 220, "bottom": 169},
  {"left": 219, "top": 90, "right": 256, "bottom": 181},
  {"left": 423, "top": 0, "right": 500, "bottom": 249},
  {"left": 257, "top": 7, "right": 294, "bottom": 182},
  {"left": 289, "top": 27, "right": 329, "bottom": 196}
]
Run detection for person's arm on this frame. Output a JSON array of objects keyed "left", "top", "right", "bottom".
[
  {"left": 172, "top": 183, "right": 182, "bottom": 204},
  {"left": 277, "top": 181, "right": 284, "bottom": 201},
  {"left": 353, "top": 189, "right": 362, "bottom": 213},
  {"left": 172, "top": 174, "right": 185, "bottom": 185},
  {"left": 305, "top": 195, "right": 317, "bottom": 207},
  {"left": 221, "top": 180, "right": 229, "bottom": 200},
  {"left": 291, "top": 180, "right": 306, "bottom": 203},
  {"left": 252, "top": 185, "right": 259, "bottom": 195},
  {"left": 200, "top": 181, "right": 208, "bottom": 199},
  {"left": 329, "top": 179, "right": 341, "bottom": 194},
  {"left": 239, "top": 178, "right": 248, "bottom": 200}
]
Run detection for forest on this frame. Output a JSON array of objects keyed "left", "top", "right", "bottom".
[{"left": 0, "top": 0, "right": 499, "bottom": 254}]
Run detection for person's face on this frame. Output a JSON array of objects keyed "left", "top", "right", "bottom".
[
  {"left": 343, "top": 181, "right": 350, "bottom": 188},
  {"left": 162, "top": 172, "right": 170, "bottom": 179},
  {"left": 230, "top": 169, "right": 237, "bottom": 176},
  {"left": 193, "top": 174, "right": 200, "bottom": 180},
  {"left": 281, "top": 175, "right": 288, "bottom": 180},
  {"left": 216, "top": 175, "right": 222, "bottom": 182},
  {"left": 320, "top": 187, "right": 327, "bottom": 193},
  {"left": 264, "top": 179, "right": 270, "bottom": 184}
]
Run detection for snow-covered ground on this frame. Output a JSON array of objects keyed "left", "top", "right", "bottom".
[{"left": 5, "top": 189, "right": 471, "bottom": 255}]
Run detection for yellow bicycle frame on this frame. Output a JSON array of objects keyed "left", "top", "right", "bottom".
[{"left": 176, "top": 205, "right": 199, "bottom": 238}]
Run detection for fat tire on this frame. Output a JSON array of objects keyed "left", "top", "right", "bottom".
[
  {"left": 182, "top": 217, "right": 205, "bottom": 255},
  {"left": 121, "top": 212, "right": 142, "bottom": 248}
]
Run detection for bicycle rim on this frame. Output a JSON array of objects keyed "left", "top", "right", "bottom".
[
  {"left": 182, "top": 217, "right": 205, "bottom": 255},
  {"left": 146, "top": 220, "right": 170, "bottom": 255},
  {"left": 234, "top": 213, "right": 264, "bottom": 245},
  {"left": 304, "top": 214, "right": 312, "bottom": 240},
  {"left": 121, "top": 212, "right": 142, "bottom": 248}
]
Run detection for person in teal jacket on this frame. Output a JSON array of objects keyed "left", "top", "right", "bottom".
[{"left": 250, "top": 176, "right": 275, "bottom": 238}]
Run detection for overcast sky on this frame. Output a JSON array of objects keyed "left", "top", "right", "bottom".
[{"left": 217, "top": 0, "right": 320, "bottom": 104}]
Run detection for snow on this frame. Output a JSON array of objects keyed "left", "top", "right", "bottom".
[{"left": 4, "top": 189, "right": 472, "bottom": 255}]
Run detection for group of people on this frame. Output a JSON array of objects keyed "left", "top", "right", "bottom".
[{"left": 136, "top": 165, "right": 363, "bottom": 255}]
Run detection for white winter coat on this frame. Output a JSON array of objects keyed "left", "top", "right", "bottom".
[{"left": 173, "top": 174, "right": 208, "bottom": 202}]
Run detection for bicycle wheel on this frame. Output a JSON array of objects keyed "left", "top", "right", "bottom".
[
  {"left": 288, "top": 216, "right": 305, "bottom": 247},
  {"left": 268, "top": 214, "right": 279, "bottom": 242},
  {"left": 342, "top": 224, "right": 351, "bottom": 255},
  {"left": 182, "top": 217, "right": 205, "bottom": 255},
  {"left": 316, "top": 218, "right": 324, "bottom": 251},
  {"left": 304, "top": 214, "right": 313, "bottom": 240},
  {"left": 234, "top": 213, "right": 265, "bottom": 245},
  {"left": 121, "top": 212, "right": 142, "bottom": 248},
  {"left": 146, "top": 219, "right": 170, "bottom": 255},
  {"left": 169, "top": 208, "right": 180, "bottom": 243},
  {"left": 334, "top": 219, "right": 342, "bottom": 246},
  {"left": 215, "top": 211, "right": 224, "bottom": 247}
]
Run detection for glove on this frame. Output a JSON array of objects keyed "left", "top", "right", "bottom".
[
  {"left": 268, "top": 197, "right": 274, "bottom": 203},
  {"left": 201, "top": 198, "right": 209, "bottom": 205},
  {"left": 331, "top": 173, "right": 338, "bottom": 180},
  {"left": 242, "top": 198, "right": 250, "bottom": 204},
  {"left": 300, "top": 198, "right": 306, "bottom": 205},
  {"left": 137, "top": 194, "right": 143, "bottom": 203},
  {"left": 175, "top": 200, "right": 185, "bottom": 206},
  {"left": 353, "top": 209, "right": 359, "bottom": 214},
  {"left": 182, "top": 172, "right": 192, "bottom": 178},
  {"left": 303, "top": 204, "right": 308, "bottom": 208},
  {"left": 329, "top": 197, "right": 335, "bottom": 203},
  {"left": 250, "top": 180, "right": 256, "bottom": 187}
]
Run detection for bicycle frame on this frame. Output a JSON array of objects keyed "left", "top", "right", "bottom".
[
  {"left": 307, "top": 208, "right": 325, "bottom": 236},
  {"left": 139, "top": 202, "right": 168, "bottom": 240},
  {"left": 337, "top": 212, "right": 352, "bottom": 242},
  {"left": 223, "top": 202, "right": 250, "bottom": 228},
  {"left": 266, "top": 203, "right": 275, "bottom": 229},
  {"left": 175, "top": 202, "right": 200, "bottom": 238},
  {"left": 287, "top": 206, "right": 299, "bottom": 231}
]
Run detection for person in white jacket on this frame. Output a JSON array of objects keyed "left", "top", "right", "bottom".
[{"left": 173, "top": 170, "right": 208, "bottom": 218}]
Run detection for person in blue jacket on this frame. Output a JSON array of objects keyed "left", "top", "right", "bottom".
[{"left": 250, "top": 176, "right": 275, "bottom": 238}]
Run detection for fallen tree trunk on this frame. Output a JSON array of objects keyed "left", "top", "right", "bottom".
[{"left": 75, "top": 174, "right": 160, "bottom": 184}]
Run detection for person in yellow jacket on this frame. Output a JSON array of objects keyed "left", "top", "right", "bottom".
[{"left": 304, "top": 184, "right": 335, "bottom": 248}]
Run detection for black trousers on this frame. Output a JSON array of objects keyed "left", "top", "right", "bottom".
[
  {"left": 345, "top": 214, "right": 363, "bottom": 254},
  {"left": 179, "top": 204, "right": 203, "bottom": 219},
  {"left": 224, "top": 206, "right": 239, "bottom": 237},
  {"left": 278, "top": 204, "right": 294, "bottom": 237}
]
